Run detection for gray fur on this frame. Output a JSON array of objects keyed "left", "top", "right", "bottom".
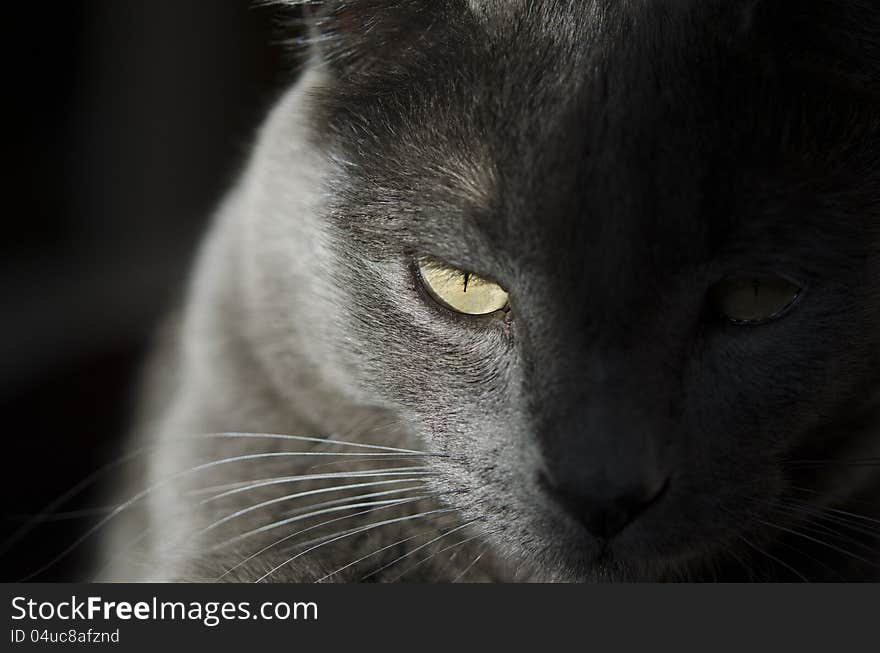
[
  {"left": 99, "top": 1, "right": 880, "bottom": 582},
  {"left": 99, "top": 69, "right": 519, "bottom": 582}
]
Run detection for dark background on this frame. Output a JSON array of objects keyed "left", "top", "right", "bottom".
[{"left": 2, "top": 1, "right": 303, "bottom": 581}]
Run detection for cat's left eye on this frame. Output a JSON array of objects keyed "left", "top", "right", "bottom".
[
  {"left": 710, "top": 276, "right": 803, "bottom": 325},
  {"left": 417, "top": 258, "right": 509, "bottom": 316}
]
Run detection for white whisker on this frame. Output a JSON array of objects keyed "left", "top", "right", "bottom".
[
  {"left": 201, "top": 481, "right": 426, "bottom": 533},
  {"left": 0, "top": 445, "right": 151, "bottom": 557},
  {"left": 6, "top": 507, "right": 119, "bottom": 522},
  {"left": 215, "top": 497, "right": 432, "bottom": 581},
  {"left": 214, "top": 496, "right": 433, "bottom": 548},
  {"left": 306, "top": 457, "right": 432, "bottom": 472},
  {"left": 453, "top": 549, "right": 488, "bottom": 583},
  {"left": 10, "top": 431, "right": 434, "bottom": 562},
  {"left": 21, "top": 451, "right": 427, "bottom": 580},
  {"left": 199, "top": 432, "right": 436, "bottom": 456},
  {"left": 254, "top": 508, "right": 457, "bottom": 583},
  {"left": 314, "top": 528, "right": 442, "bottom": 583},
  {"left": 189, "top": 452, "right": 429, "bottom": 463},
  {"left": 200, "top": 468, "right": 435, "bottom": 502},
  {"left": 361, "top": 521, "right": 476, "bottom": 581},
  {"left": 390, "top": 531, "right": 487, "bottom": 582}
]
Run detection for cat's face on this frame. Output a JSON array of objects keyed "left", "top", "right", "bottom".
[{"left": 282, "top": 0, "right": 880, "bottom": 579}]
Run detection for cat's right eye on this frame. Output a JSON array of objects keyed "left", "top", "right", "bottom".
[
  {"left": 417, "top": 258, "right": 510, "bottom": 316},
  {"left": 710, "top": 276, "right": 803, "bottom": 325}
]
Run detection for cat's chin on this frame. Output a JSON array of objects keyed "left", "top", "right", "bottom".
[
  {"left": 529, "top": 546, "right": 702, "bottom": 583},
  {"left": 486, "top": 514, "right": 714, "bottom": 582},
  {"left": 506, "top": 548, "right": 672, "bottom": 583},
  {"left": 549, "top": 528, "right": 754, "bottom": 582}
]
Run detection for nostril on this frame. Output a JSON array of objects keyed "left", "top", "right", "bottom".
[{"left": 542, "top": 474, "right": 670, "bottom": 541}]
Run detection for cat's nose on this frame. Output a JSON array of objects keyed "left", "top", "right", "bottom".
[{"left": 543, "top": 475, "right": 669, "bottom": 541}]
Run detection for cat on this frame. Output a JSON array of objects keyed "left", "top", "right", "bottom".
[{"left": 97, "top": 0, "right": 880, "bottom": 582}]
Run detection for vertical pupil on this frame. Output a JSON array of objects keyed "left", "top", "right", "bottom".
[{"left": 463, "top": 273, "right": 471, "bottom": 293}]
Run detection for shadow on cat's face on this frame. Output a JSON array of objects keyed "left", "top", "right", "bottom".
[{"left": 298, "top": 0, "right": 880, "bottom": 580}]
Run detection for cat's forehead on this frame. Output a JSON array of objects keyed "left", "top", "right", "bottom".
[{"left": 322, "top": 0, "right": 877, "bottom": 275}]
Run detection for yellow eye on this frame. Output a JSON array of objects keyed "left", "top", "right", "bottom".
[
  {"left": 417, "top": 258, "right": 509, "bottom": 316},
  {"left": 710, "top": 277, "right": 802, "bottom": 325}
]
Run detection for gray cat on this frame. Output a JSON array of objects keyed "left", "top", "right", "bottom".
[{"left": 99, "top": 0, "right": 880, "bottom": 582}]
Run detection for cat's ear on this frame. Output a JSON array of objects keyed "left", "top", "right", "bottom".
[{"left": 288, "top": 0, "right": 456, "bottom": 77}]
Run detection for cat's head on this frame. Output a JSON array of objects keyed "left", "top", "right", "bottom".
[{"left": 263, "top": 0, "right": 880, "bottom": 580}]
